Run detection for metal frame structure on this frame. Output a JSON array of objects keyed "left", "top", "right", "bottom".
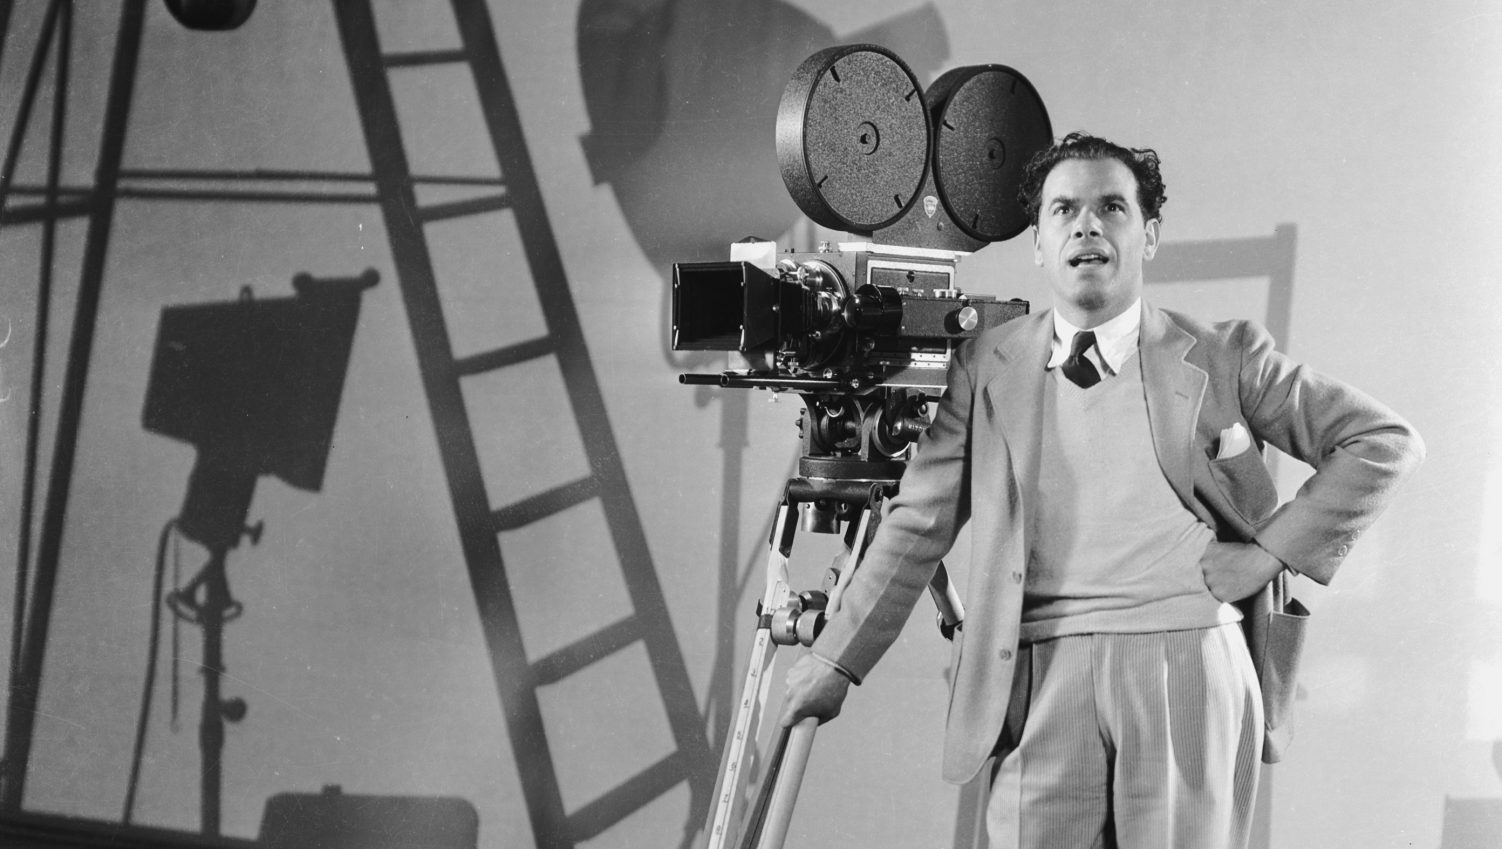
[{"left": 0, "top": 3, "right": 712, "bottom": 847}]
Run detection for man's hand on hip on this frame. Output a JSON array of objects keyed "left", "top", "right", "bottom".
[
  {"left": 1200, "top": 540, "right": 1286, "bottom": 602},
  {"left": 778, "top": 653, "right": 852, "bottom": 728}
]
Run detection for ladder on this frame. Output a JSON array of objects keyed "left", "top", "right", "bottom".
[{"left": 332, "top": 2, "right": 712, "bottom": 847}]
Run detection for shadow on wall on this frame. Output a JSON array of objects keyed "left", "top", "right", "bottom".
[
  {"left": 1439, "top": 742, "right": 1502, "bottom": 849},
  {"left": 128, "top": 273, "right": 379, "bottom": 833},
  {"left": 0, "top": 789, "right": 479, "bottom": 849},
  {"left": 574, "top": 0, "right": 956, "bottom": 804},
  {"left": 576, "top": 0, "right": 952, "bottom": 359},
  {"left": 260, "top": 786, "right": 477, "bottom": 849}
]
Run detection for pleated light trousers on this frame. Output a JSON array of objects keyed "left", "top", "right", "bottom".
[{"left": 986, "top": 624, "right": 1263, "bottom": 849}]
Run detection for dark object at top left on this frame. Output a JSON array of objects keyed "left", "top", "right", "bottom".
[{"left": 164, "top": 0, "right": 257, "bottom": 31}]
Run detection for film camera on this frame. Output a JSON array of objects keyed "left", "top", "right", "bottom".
[
  {"left": 685, "top": 48, "right": 1055, "bottom": 849},
  {"left": 673, "top": 44, "right": 1051, "bottom": 481}
]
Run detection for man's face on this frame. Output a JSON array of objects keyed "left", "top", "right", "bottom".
[{"left": 1031, "top": 157, "right": 1160, "bottom": 328}]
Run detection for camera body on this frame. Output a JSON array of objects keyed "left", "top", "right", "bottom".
[{"left": 675, "top": 241, "right": 1026, "bottom": 394}]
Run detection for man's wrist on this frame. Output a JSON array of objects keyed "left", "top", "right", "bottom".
[
  {"left": 1253, "top": 540, "right": 1293, "bottom": 577},
  {"left": 808, "top": 651, "right": 860, "bottom": 686}
]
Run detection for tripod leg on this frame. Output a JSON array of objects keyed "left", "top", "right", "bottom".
[
  {"left": 705, "top": 504, "right": 796, "bottom": 849},
  {"left": 751, "top": 717, "right": 818, "bottom": 849},
  {"left": 738, "top": 497, "right": 874, "bottom": 847},
  {"left": 824, "top": 504, "right": 874, "bottom": 615}
]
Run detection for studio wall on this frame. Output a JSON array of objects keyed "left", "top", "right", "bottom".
[{"left": 0, "top": 2, "right": 1497, "bottom": 848}]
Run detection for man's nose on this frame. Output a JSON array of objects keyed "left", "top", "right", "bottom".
[{"left": 1072, "top": 209, "right": 1102, "bottom": 237}]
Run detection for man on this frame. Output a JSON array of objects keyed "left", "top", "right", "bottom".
[{"left": 778, "top": 132, "right": 1424, "bottom": 848}]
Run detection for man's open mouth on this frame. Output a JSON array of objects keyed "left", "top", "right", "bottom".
[{"left": 1068, "top": 251, "right": 1109, "bottom": 267}]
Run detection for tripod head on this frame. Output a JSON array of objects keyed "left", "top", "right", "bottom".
[{"left": 791, "top": 388, "right": 927, "bottom": 532}]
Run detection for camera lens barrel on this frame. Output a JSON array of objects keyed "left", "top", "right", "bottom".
[{"left": 843, "top": 285, "right": 903, "bottom": 335}]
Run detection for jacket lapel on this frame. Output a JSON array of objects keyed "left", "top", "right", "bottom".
[
  {"left": 980, "top": 311, "right": 1052, "bottom": 514},
  {"left": 1138, "top": 302, "right": 1208, "bottom": 514}
]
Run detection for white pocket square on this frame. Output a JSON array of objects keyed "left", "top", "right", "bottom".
[{"left": 1216, "top": 422, "right": 1252, "bottom": 460}]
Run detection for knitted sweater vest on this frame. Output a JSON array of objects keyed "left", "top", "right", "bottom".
[{"left": 1019, "top": 353, "right": 1238, "bottom": 643}]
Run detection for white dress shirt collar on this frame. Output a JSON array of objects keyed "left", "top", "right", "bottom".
[{"left": 1047, "top": 299, "right": 1142, "bottom": 376}]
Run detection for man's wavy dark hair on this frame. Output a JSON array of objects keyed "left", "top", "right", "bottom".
[{"left": 1017, "top": 132, "right": 1168, "bottom": 225}]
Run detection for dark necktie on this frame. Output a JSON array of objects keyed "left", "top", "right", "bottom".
[{"left": 1062, "top": 330, "right": 1101, "bottom": 388}]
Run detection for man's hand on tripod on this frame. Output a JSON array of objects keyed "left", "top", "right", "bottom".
[{"left": 779, "top": 653, "right": 852, "bottom": 728}]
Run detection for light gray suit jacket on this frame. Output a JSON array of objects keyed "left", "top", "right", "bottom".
[{"left": 811, "top": 300, "right": 1424, "bottom": 784}]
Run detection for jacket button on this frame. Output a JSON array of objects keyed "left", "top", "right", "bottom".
[
  {"left": 1011, "top": 571, "right": 1024, "bottom": 584},
  {"left": 1337, "top": 544, "right": 1350, "bottom": 557},
  {"left": 999, "top": 649, "right": 1013, "bottom": 662}
]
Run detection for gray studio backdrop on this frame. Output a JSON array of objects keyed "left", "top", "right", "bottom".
[{"left": 0, "top": 2, "right": 1497, "bottom": 848}]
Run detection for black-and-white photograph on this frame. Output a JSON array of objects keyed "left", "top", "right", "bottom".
[{"left": 0, "top": 2, "right": 1495, "bottom": 848}]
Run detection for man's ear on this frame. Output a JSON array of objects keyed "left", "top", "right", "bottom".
[
  {"left": 1143, "top": 218, "right": 1161, "bottom": 261},
  {"left": 1031, "top": 226, "right": 1043, "bottom": 266}
]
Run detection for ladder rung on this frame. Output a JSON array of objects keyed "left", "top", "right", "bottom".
[
  {"left": 1, "top": 198, "right": 93, "bottom": 226},
  {"left": 493, "top": 476, "right": 599, "bottom": 531},
  {"left": 382, "top": 48, "right": 468, "bottom": 68},
  {"left": 410, "top": 174, "right": 506, "bottom": 188},
  {"left": 531, "top": 616, "right": 640, "bottom": 686},
  {"left": 454, "top": 336, "right": 555, "bottom": 376},
  {"left": 416, "top": 191, "right": 512, "bottom": 223},
  {"left": 567, "top": 752, "right": 687, "bottom": 841}
]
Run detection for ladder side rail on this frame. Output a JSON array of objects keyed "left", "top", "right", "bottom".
[
  {"left": 447, "top": 0, "right": 714, "bottom": 786},
  {"left": 0, "top": 0, "right": 62, "bottom": 209},
  {"left": 8, "top": 0, "right": 72, "bottom": 737},
  {"left": 2, "top": 0, "right": 64, "bottom": 786},
  {"left": 331, "top": 2, "right": 573, "bottom": 847},
  {"left": 0, "top": 0, "right": 15, "bottom": 69},
  {"left": 1, "top": 0, "right": 147, "bottom": 812}
]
